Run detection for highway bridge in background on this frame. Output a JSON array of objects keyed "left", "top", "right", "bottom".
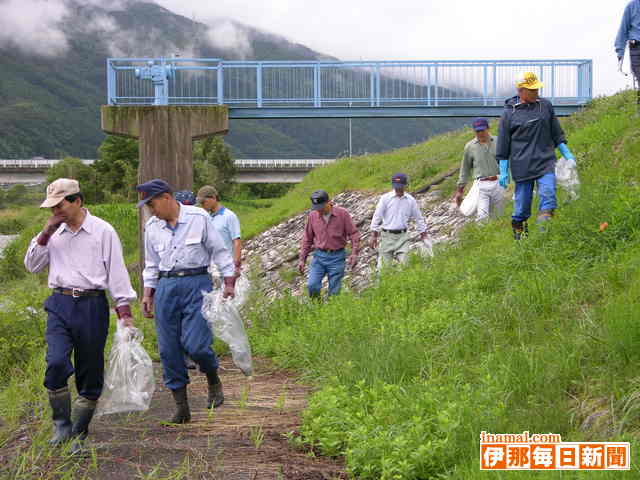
[
  {"left": 107, "top": 58, "right": 593, "bottom": 118},
  {"left": 0, "top": 158, "right": 336, "bottom": 184}
]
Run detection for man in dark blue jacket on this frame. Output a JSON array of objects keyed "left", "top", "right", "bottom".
[
  {"left": 616, "top": 0, "right": 640, "bottom": 107},
  {"left": 496, "top": 72, "right": 576, "bottom": 239}
]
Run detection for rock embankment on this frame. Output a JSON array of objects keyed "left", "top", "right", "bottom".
[{"left": 242, "top": 190, "right": 472, "bottom": 300}]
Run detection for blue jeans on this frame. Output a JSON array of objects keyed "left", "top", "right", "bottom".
[
  {"left": 154, "top": 273, "right": 218, "bottom": 391},
  {"left": 513, "top": 171, "right": 557, "bottom": 223},
  {"left": 308, "top": 249, "right": 346, "bottom": 297},
  {"left": 44, "top": 293, "right": 110, "bottom": 400}
]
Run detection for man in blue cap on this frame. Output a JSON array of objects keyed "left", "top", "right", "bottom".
[
  {"left": 136, "top": 179, "right": 236, "bottom": 424},
  {"left": 370, "top": 173, "right": 428, "bottom": 269},
  {"left": 454, "top": 118, "right": 504, "bottom": 222}
]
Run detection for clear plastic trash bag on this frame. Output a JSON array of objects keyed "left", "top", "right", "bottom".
[
  {"left": 415, "top": 238, "right": 434, "bottom": 258},
  {"left": 202, "top": 287, "right": 253, "bottom": 377},
  {"left": 556, "top": 157, "right": 580, "bottom": 200},
  {"left": 95, "top": 320, "right": 155, "bottom": 417},
  {"left": 459, "top": 180, "right": 480, "bottom": 216}
]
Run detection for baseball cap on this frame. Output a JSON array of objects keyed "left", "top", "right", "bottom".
[
  {"left": 516, "top": 71, "right": 543, "bottom": 90},
  {"left": 472, "top": 117, "right": 489, "bottom": 132},
  {"left": 310, "top": 189, "right": 329, "bottom": 211},
  {"left": 40, "top": 178, "right": 80, "bottom": 208},
  {"left": 174, "top": 190, "right": 196, "bottom": 205},
  {"left": 135, "top": 179, "right": 172, "bottom": 208},
  {"left": 196, "top": 185, "right": 219, "bottom": 204},
  {"left": 391, "top": 173, "right": 408, "bottom": 189}
]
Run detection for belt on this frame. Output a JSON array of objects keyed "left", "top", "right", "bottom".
[
  {"left": 630, "top": 39, "right": 639, "bottom": 49},
  {"left": 316, "top": 247, "right": 345, "bottom": 253},
  {"left": 479, "top": 175, "right": 498, "bottom": 181},
  {"left": 382, "top": 229, "right": 407, "bottom": 234},
  {"left": 53, "top": 288, "right": 105, "bottom": 298},
  {"left": 159, "top": 266, "right": 208, "bottom": 278}
]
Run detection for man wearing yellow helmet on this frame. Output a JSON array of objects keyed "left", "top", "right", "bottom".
[{"left": 496, "top": 72, "right": 576, "bottom": 240}]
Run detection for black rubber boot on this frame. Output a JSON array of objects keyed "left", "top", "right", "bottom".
[
  {"left": 47, "top": 387, "right": 72, "bottom": 446},
  {"left": 512, "top": 220, "right": 528, "bottom": 240},
  {"left": 70, "top": 397, "right": 97, "bottom": 455},
  {"left": 170, "top": 386, "right": 191, "bottom": 424},
  {"left": 206, "top": 369, "right": 224, "bottom": 409}
]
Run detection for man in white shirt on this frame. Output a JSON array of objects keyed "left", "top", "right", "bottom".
[
  {"left": 24, "top": 178, "right": 136, "bottom": 452},
  {"left": 370, "top": 173, "right": 428, "bottom": 269}
]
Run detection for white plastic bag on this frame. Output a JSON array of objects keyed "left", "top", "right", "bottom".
[
  {"left": 202, "top": 289, "right": 253, "bottom": 377},
  {"left": 415, "top": 237, "right": 434, "bottom": 258},
  {"left": 95, "top": 321, "right": 155, "bottom": 417},
  {"left": 556, "top": 157, "right": 580, "bottom": 200},
  {"left": 459, "top": 180, "right": 480, "bottom": 216}
]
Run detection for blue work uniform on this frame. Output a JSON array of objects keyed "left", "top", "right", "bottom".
[{"left": 143, "top": 204, "right": 234, "bottom": 391}]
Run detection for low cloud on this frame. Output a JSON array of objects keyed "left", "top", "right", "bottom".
[{"left": 206, "top": 19, "right": 253, "bottom": 59}]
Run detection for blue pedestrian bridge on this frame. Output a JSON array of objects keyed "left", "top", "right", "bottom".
[{"left": 107, "top": 58, "right": 592, "bottom": 118}]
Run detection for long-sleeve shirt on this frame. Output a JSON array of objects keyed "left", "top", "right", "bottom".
[
  {"left": 370, "top": 191, "right": 427, "bottom": 233},
  {"left": 496, "top": 96, "right": 566, "bottom": 183},
  {"left": 143, "top": 204, "right": 234, "bottom": 289},
  {"left": 457, "top": 135, "right": 499, "bottom": 186},
  {"left": 300, "top": 206, "right": 360, "bottom": 263},
  {"left": 24, "top": 209, "right": 136, "bottom": 307},
  {"left": 616, "top": 0, "right": 640, "bottom": 57}
]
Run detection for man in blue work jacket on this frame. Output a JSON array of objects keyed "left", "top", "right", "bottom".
[
  {"left": 616, "top": 0, "right": 640, "bottom": 108},
  {"left": 137, "top": 179, "right": 236, "bottom": 424},
  {"left": 496, "top": 72, "right": 577, "bottom": 240}
]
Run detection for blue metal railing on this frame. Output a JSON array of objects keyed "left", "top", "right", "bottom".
[{"left": 107, "top": 58, "right": 592, "bottom": 111}]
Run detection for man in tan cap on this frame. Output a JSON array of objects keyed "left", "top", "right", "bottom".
[
  {"left": 24, "top": 178, "right": 136, "bottom": 453},
  {"left": 496, "top": 72, "right": 577, "bottom": 239}
]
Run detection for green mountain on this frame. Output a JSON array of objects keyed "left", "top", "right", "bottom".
[{"left": 0, "top": 1, "right": 464, "bottom": 159}]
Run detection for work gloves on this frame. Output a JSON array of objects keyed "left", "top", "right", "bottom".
[
  {"left": 141, "top": 287, "right": 155, "bottom": 318},
  {"left": 115, "top": 304, "right": 134, "bottom": 328},
  {"left": 499, "top": 160, "right": 510, "bottom": 188},
  {"left": 453, "top": 186, "right": 465, "bottom": 207},
  {"left": 223, "top": 276, "right": 236, "bottom": 299},
  {"left": 558, "top": 143, "right": 576, "bottom": 168}
]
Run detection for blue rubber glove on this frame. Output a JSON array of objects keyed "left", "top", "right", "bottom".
[
  {"left": 558, "top": 143, "right": 576, "bottom": 168},
  {"left": 499, "top": 160, "right": 509, "bottom": 188}
]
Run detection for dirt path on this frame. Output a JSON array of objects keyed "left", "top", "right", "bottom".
[{"left": 88, "top": 357, "right": 346, "bottom": 479}]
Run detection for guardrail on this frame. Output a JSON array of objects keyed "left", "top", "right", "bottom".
[
  {"left": 0, "top": 159, "right": 333, "bottom": 170},
  {"left": 107, "top": 58, "right": 593, "bottom": 108},
  {"left": 0, "top": 159, "right": 95, "bottom": 169}
]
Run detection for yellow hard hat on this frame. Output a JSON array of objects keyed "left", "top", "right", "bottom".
[{"left": 516, "top": 71, "right": 544, "bottom": 90}]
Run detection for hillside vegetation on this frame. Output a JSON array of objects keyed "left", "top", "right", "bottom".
[
  {"left": 1, "top": 91, "right": 640, "bottom": 478},
  {"left": 245, "top": 91, "right": 640, "bottom": 478}
]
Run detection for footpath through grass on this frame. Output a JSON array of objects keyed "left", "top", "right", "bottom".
[{"left": 245, "top": 91, "right": 640, "bottom": 478}]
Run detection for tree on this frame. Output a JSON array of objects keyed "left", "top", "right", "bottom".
[
  {"left": 5, "top": 184, "right": 27, "bottom": 204},
  {"left": 193, "top": 135, "right": 236, "bottom": 196},
  {"left": 46, "top": 157, "right": 101, "bottom": 204},
  {"left": 94, "top": 136, "right": 139, "bottom": 202}
]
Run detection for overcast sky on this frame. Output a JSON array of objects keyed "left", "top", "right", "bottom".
[{"left": 156, "top": 0, "right": 635, "bottom": 96}]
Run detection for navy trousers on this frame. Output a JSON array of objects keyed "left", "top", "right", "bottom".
[
  {"left": 154, "top": 273, "right": 218, "bottom": 391},
  {"left": 44, "top": 292, "right": 110, "bottom": 400}
]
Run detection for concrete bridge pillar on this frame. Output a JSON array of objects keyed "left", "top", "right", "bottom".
[
  {"left": 101, "top": 105, "right": 229, "bottom": 285},
  {"left": 101, "top": 106, "right": 229, "bottom": 189}
]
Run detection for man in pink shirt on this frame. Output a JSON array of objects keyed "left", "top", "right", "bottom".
[
  {"left": 24, "top": 178, "right": 136, "bottom": 453},
  {"left": 298, "top": 190, "right": 360, "bottom": 298}
]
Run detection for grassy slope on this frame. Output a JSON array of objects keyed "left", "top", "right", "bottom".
[
  {"left": 2, "top": 91, "right": 640, "bottom": 478},
  {"left": 245, "top": 91, "right": 640, "bottom": 478}
]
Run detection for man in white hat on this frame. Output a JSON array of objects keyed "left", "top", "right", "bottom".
[{"left": 24, "top": 178, "right": 136, "bottom": 452}]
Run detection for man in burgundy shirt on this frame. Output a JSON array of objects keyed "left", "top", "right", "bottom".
[{"left": 298, "top": 190, "right": 360, "bottom": 298}]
